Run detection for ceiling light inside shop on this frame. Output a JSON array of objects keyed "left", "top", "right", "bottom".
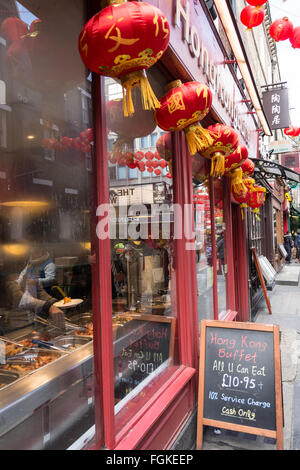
[
  {"left": 213, "top": 0, "right": 271, "bottom": 136},
  {"left": 2, "top": 244, "right": 30, "bottom": 256},
  {"left": 1, "top": 200, "right": 49, "bottom": 209},
  {"left": 81, "top": 242, "right": 91, "bottom": 251},
  {"left": 26, "top": 135, "right": 35, "bottom": 140}
]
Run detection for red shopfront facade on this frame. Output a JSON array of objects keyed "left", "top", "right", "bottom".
[
  {"left": 89, "top": 0, "right": 258, "bottom": 450},
  {"left": 0, "top": 0, "right": 257, "bottom": 451}
]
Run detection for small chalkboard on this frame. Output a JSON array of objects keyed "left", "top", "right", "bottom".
[
  {"left": 114, "top": 314, "right": 176, "bottom": 409},
  {"left": 196, "top": 320, "right": 283, "bottom": 450}
]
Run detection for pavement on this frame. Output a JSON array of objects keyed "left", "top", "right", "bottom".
[{"left": 201, "top": 260, "right": 300, "bottom": 451}]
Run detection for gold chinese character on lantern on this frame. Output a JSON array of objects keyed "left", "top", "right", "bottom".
[
  {"left": 167, "top": 91, "right": 185, "bottom": 114},
  {"left": 105, "top": 20, "right": 140, "bottom": 53}
]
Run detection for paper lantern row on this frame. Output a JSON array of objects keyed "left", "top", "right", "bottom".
[
  {"left": 108, "top": 149, "right": 172, "bottom": 178},
  {"left": 41, "top": 128, "right": 94, "bottom": 154},
  {"left": 240, "top": 1, "right": 300, "bottom": 49},
  {"left": 231, "top": 158, "right": 266, "bottom": 220}
]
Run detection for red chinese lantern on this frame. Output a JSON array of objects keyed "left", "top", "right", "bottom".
[
  {"left": 135, "top": 151, "right": 145, "bottom": 161},
  {"left": 106, "top": 98, "right": 156, "bottom": 156},
  {"left": 145, "top": 151, "right": 155, "bottom": 161},
  {"left": 137, "top": 161, "right": 146, "bottom": 172},
  {"left": 200, "top": 123, "right": 239, "bottom": 177},
  {"left": 225, "top": 145, "right": 248, "bottom": 193},
  {"left": 240, "top": 158, "right": 255, "bottom": 177},
  {"left": 245, "top": 0, "right": 268, "bottom": 5},
  {"left": 154, "top": 80, "right": 213, "bottom": 155},
  {"left": 224, "top": 145, "right": 248, "bottom": 174},
  {"left": 156, "top": 133, "right": 172, "bottom": 161},
  {"left": 247, "top": 184, "right": 266, "bottom": 220},
  {"left": 30, "top": 19, "right": 42, "bottom": 34},
  {"left": 232, "top": 177, "right": 255, "bottom": 219},
  {"left": 78, "top": 0, "right": 170, "bottom": 117},
  {"left": 80, "top": 128, "right": 94, "bottom": 143},
  {"left": 159, "top": 160, "right": 168, "bottom": 169},
  {"left": 154, "top": 168, "right": 162, "bottom": 176},
  {"left": 290, "top": 26, "right": 300, "bottom": 49},
  {"left": 240, "top": 6, "right": 265, "bottom": 30},
  {"left": 269, "top": 17, "right": 293, "bottom": 42},
  {"left": 1, "top": 17, "right": 29, "bottom": 42},
  {"left": 106, "top": 99, "right": 156, "bottom": 138},
  {"left": 284, "top": 126, "right": 300, "bottom": 137}
]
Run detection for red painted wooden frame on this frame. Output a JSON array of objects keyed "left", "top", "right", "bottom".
[{"left": 90, "top": 84, "right": 198, "bottom": 450}]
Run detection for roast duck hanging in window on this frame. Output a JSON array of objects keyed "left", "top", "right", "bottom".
[{"left": 78, "top": 0, "right": 170, "bottom": 117}]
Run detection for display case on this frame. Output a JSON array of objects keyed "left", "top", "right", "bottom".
[
  {"left": 0, "top": 307, "right": 176, "bottom": 450},
  {"left": 0, "top": 314, "right": 95, "bottom": 450}
]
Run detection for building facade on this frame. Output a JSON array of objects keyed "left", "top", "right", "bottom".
[{"left": 0, "top": 0, "right": 281, "bottom": 450}]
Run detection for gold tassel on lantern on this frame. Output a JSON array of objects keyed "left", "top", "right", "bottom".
[
  {"left": 230, "top": 167, "right": 247, "bottom": 194},
  {"left": 184, "top": 124, "right": 214, "bottom": 155},
  {"left": 121, "top": 70, "right": 161, "bottom": 117},
  {"left": 240, "top": 202, "right": 248, "bottom": 220},
  {"left": 252, "top": 208, "right": 261, "bottom": 221},
  {"left": 210, "top": 152, "right": 225, "bottom": 177}
]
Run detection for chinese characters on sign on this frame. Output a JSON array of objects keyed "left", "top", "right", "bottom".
[{"left": 262, "top": 87, "right": 290, "bottom": 130}]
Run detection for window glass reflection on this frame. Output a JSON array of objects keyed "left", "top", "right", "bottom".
[
  {"left": 105, "top": 73, "right": 177, "bottom": 417},
  {"left": 213, "top": 179, "right": 227, "bottom": 314},
  {"left": 0, "top": 0, "right": 98, "bottom": 450},
  {"left": 192, "top": 155, "right": 214, "bottom": 324}
]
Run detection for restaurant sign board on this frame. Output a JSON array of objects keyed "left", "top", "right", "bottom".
[{"left": 262, "top": 87, "right": 290, "bottom": 130}]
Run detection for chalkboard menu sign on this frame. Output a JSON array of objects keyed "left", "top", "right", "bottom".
[
  {"left": 113, "top": 314, "right": 175, "bottom": 409},
  {"left": 197, "top": 320, "right": 283, "bottom": 450}
]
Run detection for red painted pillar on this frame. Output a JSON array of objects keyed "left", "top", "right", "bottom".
[
  {"left": 172, "top": 131, "right": 199, "bottom": 371},
  {"left": 92, "top": 75, "right": 115, "bottom": 449}
]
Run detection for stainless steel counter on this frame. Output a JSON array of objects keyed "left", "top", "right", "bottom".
[{"left": 0, "top": 327, "right": 95, "bottom": 450}]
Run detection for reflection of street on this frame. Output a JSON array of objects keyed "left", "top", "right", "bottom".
[
  {"left": 196, "top": 260, "right": 226, "bottom": 324},
  {"left": 196, "top": 261, "right": 213, "bottom": 323},
  {"left": 217, "top": 272, "right": 226, "bottom": 313}
]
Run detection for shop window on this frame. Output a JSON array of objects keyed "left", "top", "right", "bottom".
[
  {"left": 0, "top": 109, "right": 7, "bottom": 148},
  {"left": 0, "top": 0, "right": 101, "bottom": 450},
  {"left": 105, "top": 70, "right": 179, "bottom": 429},
  {"left": 284, "top": 155, "right": 296, "bottom": 168},
  {"left": 213, "top": 178, "right": 228, "bottom": 314},
  {"left": 141, "top": 136, "right": 148, "bottom": 149},
  {"left": 192, "top": 155, "right": 214, "bottom": 324},
  {"left": 150, "top": 132, "right": 157, "bottom": 147},
  {"left": 128, "top": 167, "right": 138, "bottom": 179},
  {"left": 118, "top": 166, "right": 127, "bottom": 180}
]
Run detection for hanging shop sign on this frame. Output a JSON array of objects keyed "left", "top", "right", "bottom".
[
  {"left": 268, "top": 139, "right": 294, "bottom": 154},
  {"left": 262, "top": 87, "right": 290, "bottom": 130},
  {"left": 196, "top": 319, "right": 284, "bottom": 450},
  {"left": 154, "top": 0, "right": 258, "bottom": 155}
]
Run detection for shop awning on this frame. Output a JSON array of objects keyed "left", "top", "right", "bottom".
[{"left": 250, "top": 158, "right": 300, "bottom": 184}]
